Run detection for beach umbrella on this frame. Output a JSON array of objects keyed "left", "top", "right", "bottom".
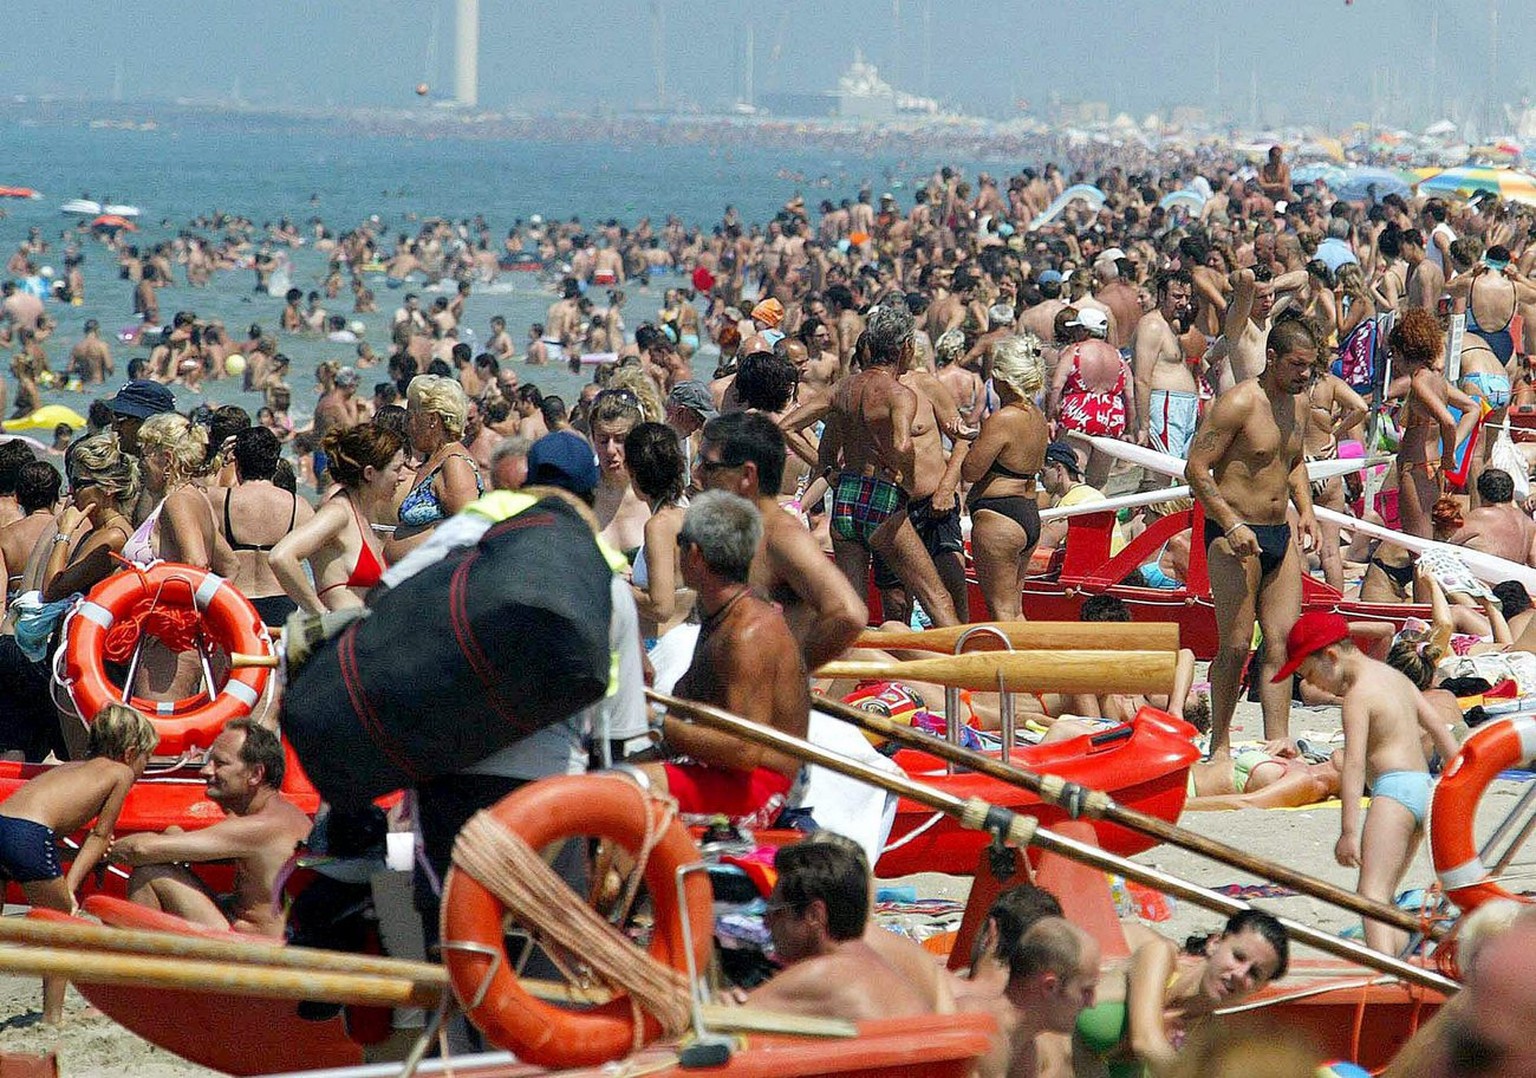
[
  {"left": 0, "top": 186, "right": 40, "bottom": 200},
  {"left": 1333, "top": 167, "right": 1413, "bottom": 202},
  {"left": 1418, "top": 165, "right": 1536, "bottom": 205},
  {"left": 1158, "top": 189, "right": 1206, "bottom": 213},
  {"left": 1290, "top": 163, "right": 1348, "bottom": 189},
  {"left": 89, "top": 214, "right": 137, "bottom": 232}
]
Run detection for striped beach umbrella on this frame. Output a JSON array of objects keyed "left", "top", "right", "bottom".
[{"left": 1418, "top": 166, "right": 1536, "bottom": 205}]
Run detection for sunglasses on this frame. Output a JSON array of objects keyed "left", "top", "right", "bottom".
[{"left": 593, "top": 387, "right": 643, "bottom": 411}]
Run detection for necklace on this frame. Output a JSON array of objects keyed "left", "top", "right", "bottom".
[{"left": 699, "top": 585, "right": 752, "bottom": 636}]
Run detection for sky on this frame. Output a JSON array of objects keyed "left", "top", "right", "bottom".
[{"left": 0, "top": 1, "right": 1524, "bottom": 128}]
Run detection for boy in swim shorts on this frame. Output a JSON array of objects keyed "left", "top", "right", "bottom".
[
  {"left": 1274, "top": 612, "right": 1460, "bottom": 955},
  {"left": 0, "top": 702, "right": 158, "bottom": 1022}
]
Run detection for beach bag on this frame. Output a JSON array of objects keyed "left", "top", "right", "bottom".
[
  {"left": 281, "top": 496, "right": 613, "bottom": 808},
  {"left": 1490, "top": 425, "right": 1529, "bottom": 501}
]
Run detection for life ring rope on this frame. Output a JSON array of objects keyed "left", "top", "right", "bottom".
[
  {"left": 452, "top": 808, "right": 692, "bottom": 1042},
  {"left": 439, "top": 773, "right": 712, "bottom": 1068},
  {"left": 61, "top": 562, "right": 271, "bottom": 754}
]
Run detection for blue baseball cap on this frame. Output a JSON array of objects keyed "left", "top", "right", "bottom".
[
  {"left": 1037, "top": 269, "right": 1064, "bottom": 285},
  {"left": 525, "top": 431, "right": 599, "bottom": 496}
]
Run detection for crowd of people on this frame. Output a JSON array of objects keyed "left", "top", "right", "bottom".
[{"left": 0, "top": 142, "right": 1533, "bottom": 1070}]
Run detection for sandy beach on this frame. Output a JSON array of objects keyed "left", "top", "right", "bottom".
[{"left": 0, "top": 688, "right": 1513, "bottom": 1077}]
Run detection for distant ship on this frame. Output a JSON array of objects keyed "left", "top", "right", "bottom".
[{"left": 836, "top": 51, "right": 939, "bottom": 121}]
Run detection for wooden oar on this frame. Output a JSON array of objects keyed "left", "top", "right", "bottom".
[
  {"left": 816, "top": 649, "right": 1175, "bottom": 694},
  {"left": 0, "top": 915, "right": 450, "bottom": 984},
  {"left": 813, "top": 694, "right": 1444, "bottom": 941},
  {"left": 854, "top": 621, "right": 1179, "bottom": 655},
  {"left": 0, "top": 945, "right": 439, "bottom": 1008},
  {"left": 649, "top": 688, "right": 1458, "bottom": 995}
]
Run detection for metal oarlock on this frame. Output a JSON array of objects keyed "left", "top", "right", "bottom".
[{"left": 953, "top": 624, "right": 1016, "bottom": 765}]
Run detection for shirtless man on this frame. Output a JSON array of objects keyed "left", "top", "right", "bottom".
[
  {"left": 1402, "top": 230, "right": 1445, "bottom": 313},
  {"left": 826, "top": 284, "right": 865, "bottom": 375},
  {"left": 1449, "top": 468, "right": 1536, "bottom": 566},
  {"left": 1019, "top": 270, "right": 1068, "bottom": 344},
  {"left": 795, "top": 318, "right": 841, "bottom": 392},
  {"left": 1186, "top": 316, "right": 1322, "bottom": 757},
  {"left": 642, "top": 492, "right": 809, "bottom": 823},
  {"left": 696, "top": 413, "right": 864, "bottom": 669},
  {"left": 1258, "top": 145, "right": 1292, "bottom": 202},
  {"left": 1094, "top": 259, "right": 1142, "bottom": 352},
  {"left": 871, "top": 337, "right": 970, "bottom": 624},
  {"left": 69, "top": 320, "right": 113, "bottom": 385},
  {"left": 0, "top": 462, "right": 59, "bottom": 615},
  {"left": 1211, "top": 265, "right": 1305, "bottom": 390},
  {"left": 461, "top": 397, "right": 503, "bottom": 472},
  {"left": 815, "top": 304, "right": 960, "bottom": 627},
  {"left": 1132, "top": 269, "right": 1199, "bottom": 460},
  {"left": 113, "top": 721, "right": 312, "bottom": 936},
  {"left": 544, "top": 278, "right": 583, "bottom": 364},
  {"left": 975, "top": 918, "right": 1100, "bottom": 1078},
  {"left": 591, "top": 239, "right": 624, "bottom": 287},
  {"left": 525, "top": 324, "right": 548, "bottom": 366},
  {"left": 745, "top": 841, "right": 931, "bottom": 1021},
  {"left": 315, "top": 367, "right": 361, "bottom": 437},
  {"left": 486, "top": 316, "right": 515, "bottom": 362}
]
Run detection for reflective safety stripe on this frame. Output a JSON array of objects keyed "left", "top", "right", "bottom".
[
  {"left": 221, "top": 680, "right": 260, "bottom": 707},
  {"left": 77, "top": 602, "right": 114, "bottom": 629},
  {"left": 1516, "top": 716, "right": 1536, "bottom": 766},
  {"left": 193, "top": 573, "right": 225, "bottom": 610},
  {"left": 1438, "top": 856, "right": 1489, "bottom": 891}
]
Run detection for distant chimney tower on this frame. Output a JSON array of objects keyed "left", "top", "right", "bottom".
[{"left": 455, "top": 0, "right": 479, "bottom": 108}]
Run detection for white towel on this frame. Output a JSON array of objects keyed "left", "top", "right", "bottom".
[{"left": 792, "top": 711, "right": 901, "bottom": 867}]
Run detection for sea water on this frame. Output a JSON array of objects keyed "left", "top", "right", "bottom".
[{"left": 0, "top": 110, "right": 999, "bottom": 424}]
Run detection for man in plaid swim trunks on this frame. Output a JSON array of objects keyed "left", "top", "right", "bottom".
[{"left": 822, "top": 303, "right": 960, "bottom": 627}]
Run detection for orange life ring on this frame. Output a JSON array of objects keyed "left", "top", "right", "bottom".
[
  {"left": 64, "top": 562, "right": 271, "bottom": 755},
  {"left": 440, "top": 773, "right": 714, "bottom": 1068},
  {"left": 1430, "top": 715, "right": 1536, "bottom": 913}
]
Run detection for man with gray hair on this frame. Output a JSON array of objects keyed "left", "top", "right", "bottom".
[{"left": 641, "top": 490, "right": 810, "bottom": 823}]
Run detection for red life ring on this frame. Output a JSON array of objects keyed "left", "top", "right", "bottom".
[
  {"left": 440, "top": 773, "right": 713, "bottom": 1068},
  {"left": 1430, "top": 715, "right": 1536, "bottom": 913},
  {"left": 64, "top": 563, "right": 272, "bottom": 755}
]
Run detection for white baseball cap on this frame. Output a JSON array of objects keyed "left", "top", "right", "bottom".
[{"left": 1065, "top": 308, "right": 1110, "bottom": 336}]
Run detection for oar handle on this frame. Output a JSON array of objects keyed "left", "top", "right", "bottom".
[{"left": 230, "top": 652, "right": 279, "bottom": 669}]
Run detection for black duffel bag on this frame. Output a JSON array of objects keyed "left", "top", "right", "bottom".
[{"left": 282, "top": 495, "right": 614, "bottom": 808}]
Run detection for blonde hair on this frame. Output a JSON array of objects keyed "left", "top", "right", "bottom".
[
  {"left": 86, "top": 702, "right": 159, "bottom": 761},
  {"left": 990, "top": 333, "right": 1046, "bottom": 398},
  {"left": 70, "top": 432, "right": 140, "bottom": 510},
  {"left": 406, "top": 374, "right": 468, "bottom": 439},
  {"left": 137, "top": 413, "right": 209, "bottom": 486},
  {"left": 1459, "top": 898, "right": 1525, "bottom": 973},
  {"left": 603, "top": 365, "right": 666, "bottom": 423}
]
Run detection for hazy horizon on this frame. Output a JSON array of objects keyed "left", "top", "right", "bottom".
[{"left": 0, "top": 1, "right": 1526, "bottom": 129}]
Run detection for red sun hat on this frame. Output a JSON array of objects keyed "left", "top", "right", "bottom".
[{"left": 1272, "top": 611, "right": 1351, "bottom": 683}]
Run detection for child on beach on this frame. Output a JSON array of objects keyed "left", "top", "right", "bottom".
[
  {"left": 1273, "top": 612, "right": 1460, "bottom": 955},
  {"left": 0, "top": 703, "right": 158, "bottom": 1022}
]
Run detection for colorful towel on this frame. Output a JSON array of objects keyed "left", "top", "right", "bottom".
[{"left": 1214, "top": 883, "right": 1298, "bottom": 900}]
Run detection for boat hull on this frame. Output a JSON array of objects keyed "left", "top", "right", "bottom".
[{"left": 874, "top": 706, "right": 1197, "bottom": 877}]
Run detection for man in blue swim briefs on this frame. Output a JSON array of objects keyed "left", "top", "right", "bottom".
[
  {"left": 1274, "top": 611, "right": 1460, "bottom": 955},
  {"left": 1186, "top": 314, "right": 1321, "bottom": 759}
]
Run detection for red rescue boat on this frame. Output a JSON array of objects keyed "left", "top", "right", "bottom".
[{"left": 865, "top": 503, "right": 1433, "bottom": 660}]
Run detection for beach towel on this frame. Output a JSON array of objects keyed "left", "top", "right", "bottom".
[{"left": 792, "top": 710, "right": 900, "bottom": 867}]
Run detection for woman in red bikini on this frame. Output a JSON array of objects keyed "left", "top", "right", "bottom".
[{"left": 270, "top": 424, "right": 405, "bottom": 613}]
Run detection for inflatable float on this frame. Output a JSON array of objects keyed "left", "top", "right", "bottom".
[{"left": 2, "top": 404, "right": 87, "bottom": 434}]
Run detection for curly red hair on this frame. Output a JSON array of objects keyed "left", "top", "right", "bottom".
[
  {"left": 1431, "top": 495, "right": 1464, "bottom": 534},
  {"left": 1388, "top": 307, "right": 1444, "bottom": 366}
]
